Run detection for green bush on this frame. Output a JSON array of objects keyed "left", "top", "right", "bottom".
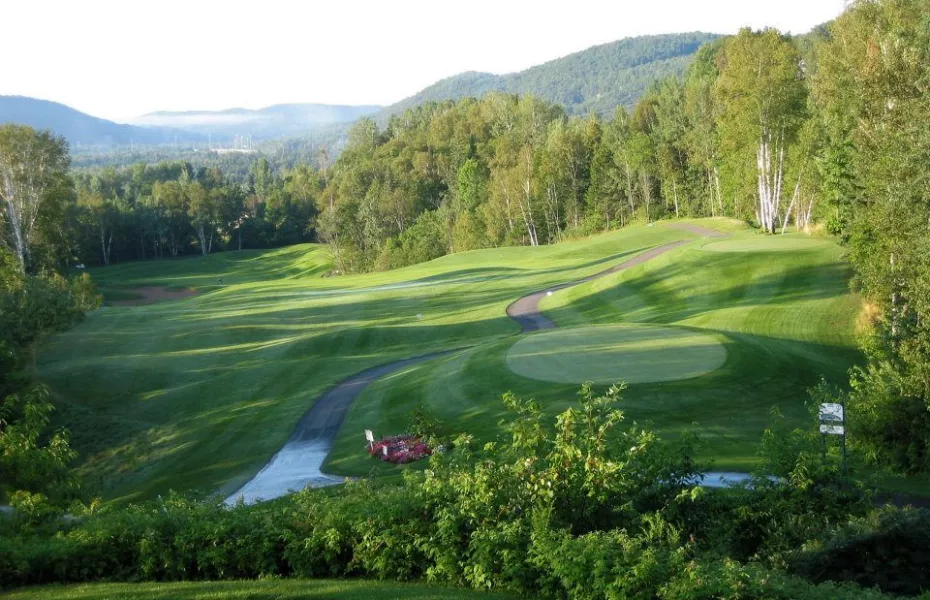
[
  {"left": 660, "top": 559, "right": 892, "bottom": 600},
  {"left": 0, "top": 386, "right": 910, "bottom": 600},
  {"left": 791, "top": 506, "right": 930, "bottom": 596}
]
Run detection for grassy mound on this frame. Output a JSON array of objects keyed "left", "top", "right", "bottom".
[{"left": 505, "top": 324, "right": 727, "bottom": 384}]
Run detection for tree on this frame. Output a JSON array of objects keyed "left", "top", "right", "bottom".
[
  {"left": 683, "top": 41, "right": 725, "bottom": 217},
  {"left": 0, "top": 125, "right": 71, "bottom": 273},
  {"left": 77, "top": 190, "right": 121, "bottom": 265},
  {"left": 715, "top": 29, "right": 807, "bottom": 232},
  {"left": 814, "top": 0, "right": 930, "bottom": 472},
  {"left": 188, "top": 182, "right": 218, "bottom": 256}
]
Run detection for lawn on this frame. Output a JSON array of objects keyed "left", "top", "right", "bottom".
[
  {"left": 3, "top": 580, "right": 517, "bottom": 600},
  {"left": 505, "top": 324, "right": 728, "bottom": 385},
  {"left": 39, "top": 223, "right": 697, "bottom": 501},
  {"left": 82, "top": 244, "right": 334, "bottom": 291},
  {"left": 326, "top": 224, "right": 862, "bottom": 475}
]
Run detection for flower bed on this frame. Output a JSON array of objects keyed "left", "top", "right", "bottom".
[{"left": 368, "top": 434, "right": 432, "bottom": 464}]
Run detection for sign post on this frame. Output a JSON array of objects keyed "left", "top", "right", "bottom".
[
  {"left": 365, "top": 429, "right": 375, "bottom": 451},
  {"left": 818, "top": 402, "right": 847, "bottom": 474}
]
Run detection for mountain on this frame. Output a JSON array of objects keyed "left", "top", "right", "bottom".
[
  {"left": 130, "top": 103, "right": 382, "bottom": 140},
  {"left": 0, "top": 95, "right": 200, "bottom": 147},
  {"left": 380, "top": 32, "right": 721, "bottom": 120}
]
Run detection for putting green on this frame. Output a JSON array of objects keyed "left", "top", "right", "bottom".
[
  {"left": 702, "top": 236, "right": 832, "bottom": 253},
  {"left": 506, "top": 325, "right": 727, "bottom": 385}
]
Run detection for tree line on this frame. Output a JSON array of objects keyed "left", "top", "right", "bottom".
[
  {"left": 317, "top": 27, "right": 830, "bottom": 273},
  {"left": 0, "top": 27, "right": 838, "bottom": 275}
]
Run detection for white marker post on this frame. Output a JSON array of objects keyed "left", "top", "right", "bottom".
[
  {"left": 818, "top": 402, "right": 847, "bottom": 474},
  {"left": 365, "top": 429, "right": 375, "bottom": 451}
]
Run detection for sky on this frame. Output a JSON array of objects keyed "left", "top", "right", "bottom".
[{"left": 2, "top": 0, "right": 848, "bottom": 122}]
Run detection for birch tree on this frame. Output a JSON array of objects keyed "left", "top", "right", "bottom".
[
  {"left": 0, "top": 126, "right": 70, "bottom": 273},
  {"left": 77, "top": 191, "right": 120, "bottom": 265},
  {"left": 715, "top": 29, "right": 807, "bottom": 233}
]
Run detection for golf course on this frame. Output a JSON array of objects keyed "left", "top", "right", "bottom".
[{"left": 36, "top": 218, "right": 861, "bottom": 503}]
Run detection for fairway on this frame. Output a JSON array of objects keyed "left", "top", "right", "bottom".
[
  {"left": 39, "top": 225, "right": 697, "bottom": 501},
  {"left": 701, "top": 235, "right": 833, "bottom": 252},
  {"left": 505, "top": 324, "right": 727, "bottom": 384},
  {"left": 32, "top": 218, "right": 872, "bottom": 498}
]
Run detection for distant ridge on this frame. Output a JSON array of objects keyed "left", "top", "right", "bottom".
[
  {"left": 130, "top": 103, "right": 382, "bottom": 140},
  {"left": 379, "top": 32, "right": 721, "bottom": 119},
  {"left": 0, "top": 95, "right": 201, "bottom": 147}
]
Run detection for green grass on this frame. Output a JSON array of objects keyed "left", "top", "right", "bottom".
[
  {"left": 40, "top": 224, "right": 696, "bottom": 501},
  {"left": 3, "top": 580, "right": 517, "bottom": 600},
  {"left": 328, "top": 223, "right": 863, "bottom": 476},
  {"left": 505, "top": 324, "right": 728, "bottom": 384},
  {"left": 701, "top": 235, "right": 835, "bottom": 252},
  {"left": 80, "top": 244, "right": 333, "bottom": 291}
]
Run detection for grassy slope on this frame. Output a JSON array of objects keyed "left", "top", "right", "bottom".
[
  {"left": 328, "top": 220, "right": 861, "bottom": 475},
  {"left": 4, "top": 580, "right": 517, "bottom": 600},
  {"left": 40, "top": 226, "right": 694, "bottom": 501}
]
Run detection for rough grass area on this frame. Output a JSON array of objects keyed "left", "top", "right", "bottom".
[
  {"left": 3, "top": 580, "right": 517, "bottom": 600},
  {"left": 505, "top": 324, "right": 727, "bottom": 384}
]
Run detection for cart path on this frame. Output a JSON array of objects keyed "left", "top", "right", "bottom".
[
  {"left": 506, "top": 240, "right": 690, "bottom": 332},
  {"left": 227, "top": 226, "right": 729, "bottom": 503},
  {"left": 666, "top": 222, "right": 730, "bottom": 238},
  {"left": 225, "top": 349, "right": 461, "bottom": 504}
]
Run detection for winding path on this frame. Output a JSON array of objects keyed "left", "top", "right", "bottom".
[
  {"left": 507, "top": 241, "right": 690, "bottom": 332},
  {"left": 666, "top": 222, "right": 729, "bottom": 238},
  {"left": 226, "top": 350, "right": 459, "bottom": 504},
  {"left": 227, "top": 224, "right": 732, "bottom": 504}
]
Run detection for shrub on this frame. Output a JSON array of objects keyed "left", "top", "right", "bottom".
[
  {"left": 791, "top": 506, "right": 930, "bottom": 596},
  {"left": 661, "top": 559, "right": 893, "bottom": 600},
  {"left": 0, "top": 385, "right": 906, "bottom": 600}
]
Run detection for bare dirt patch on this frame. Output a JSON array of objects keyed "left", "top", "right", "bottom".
[{"left": 110, "top": 286, "right": 200, "bottom": 306}]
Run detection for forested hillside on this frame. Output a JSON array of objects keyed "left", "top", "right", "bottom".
[{"left": 380, "top": 33, "right": 719, "bottom": 118}]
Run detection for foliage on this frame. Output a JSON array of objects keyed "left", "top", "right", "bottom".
[
  {"left": 0, "top": 386, "right": 78, "bottom": 502},
  {"left": 659, "top": 559, "right": 893, "bottom": 600},
  {"left": 0, "top": 386, "right": 911, "bottom": 599},
  {"left": 790, "top": 506, "right": 930, "bottom": 596},
  {"left": 0, "top": 246, "right": 97, "bottom": 503},
  {"left": 0, "top": 124, "right": 72, "bottom": 274},
  {"left": 813, "top": 0, "right": 930, "bottom": 473}
]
